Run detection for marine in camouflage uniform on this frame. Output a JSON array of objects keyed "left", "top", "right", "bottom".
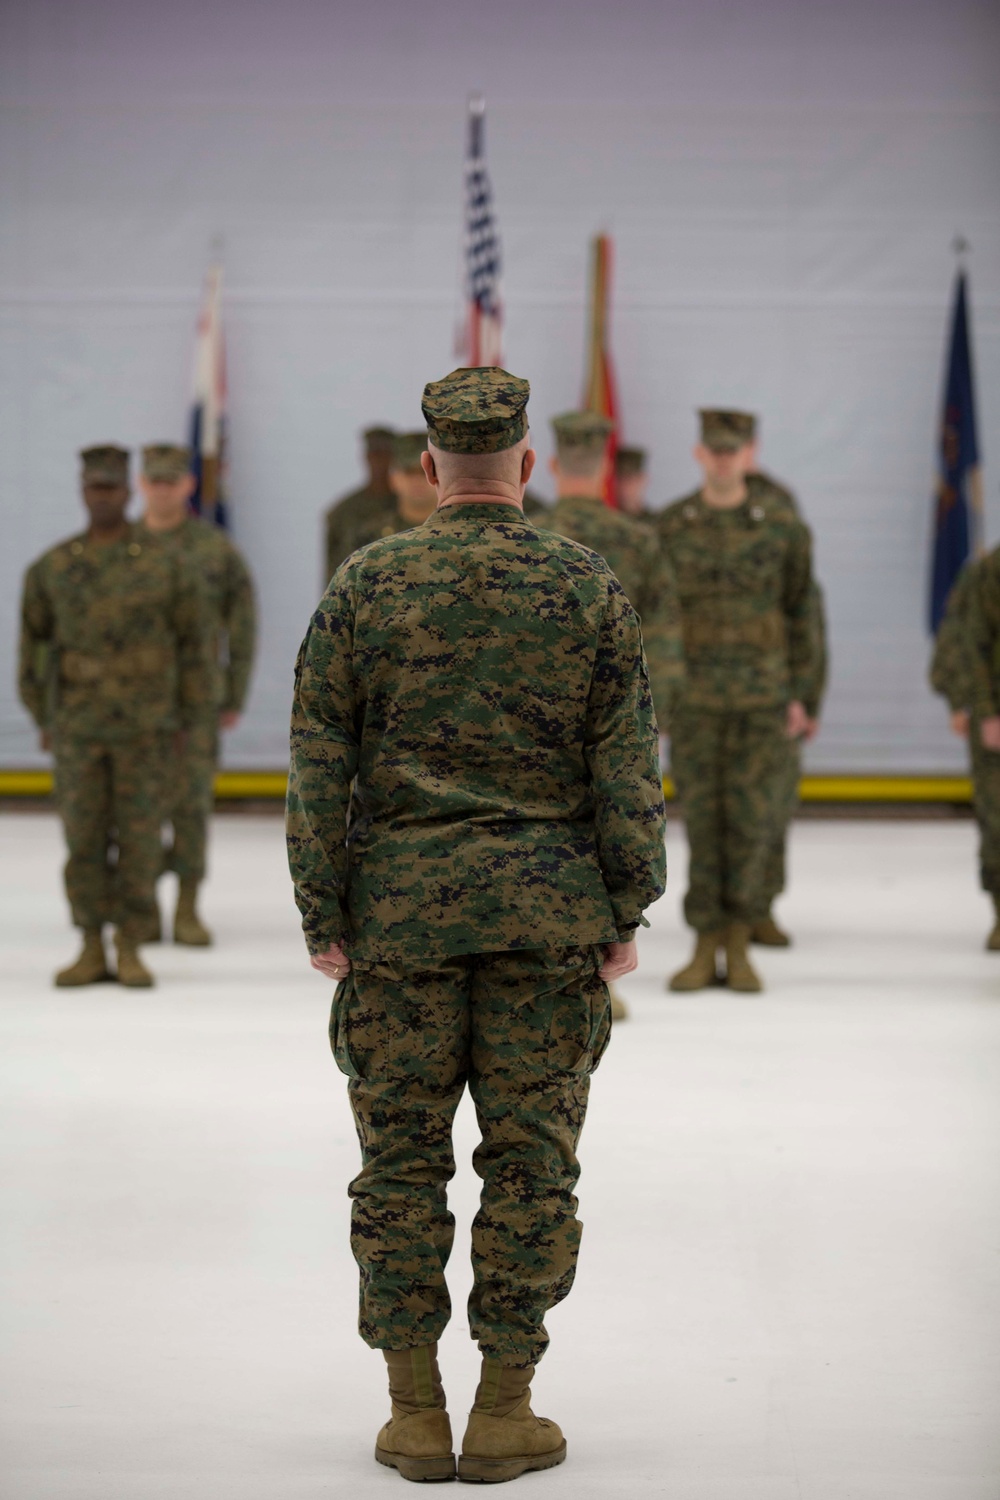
[
  {"left": 937, "top": 553, "right": 1000, "bottom": 949},
  {"left": 544, "top": 412, "right": 685, "bottom": 734},
  {"left": 324, "top": 425, "right": 398, "bottom": 583},
  {"left": 655, "top": 411, "right": 815, "bottom": 993},
  {"left": 18, "top": 446, "right": 210, "bottom": 988},
  {"left": 748, "top": 469, "right": 828, "bottom": 946},
  {"left": 139, "top": 444, "right": 257, "bottom": 946},
  {"left": 287, "top": 367, "right": 666, "bottom": 1482}
]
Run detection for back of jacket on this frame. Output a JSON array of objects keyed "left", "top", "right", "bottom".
[{"left": 287, "top": 504, "right": 667, "bottom": 961}]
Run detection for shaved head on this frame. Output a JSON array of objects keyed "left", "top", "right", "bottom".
[{"left": 427, "top": 433, "right": 531, "bottom": 488}]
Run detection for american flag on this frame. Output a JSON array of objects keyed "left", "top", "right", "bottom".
[
  {"left": 457, "top": 95, "right": 502, "bottom": 367},
  {"left": 188, "top": 259, "right": 229, "bottom": 529}
]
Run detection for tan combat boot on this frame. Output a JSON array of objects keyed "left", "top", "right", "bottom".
[
  {"left": 724, "top": 923, "right": 763, "bottom": 992},
  {"left": 114, "top": 932, "right": 155, "bottom": 988},
  {"left": 608, "top": 984, "right": 629, "bottom": 1021},
  {"left": 54, "top": 930, "right": 111, "bottom": 987},
  {"left": 375, "top": 1344, "right": 455, "bottom": 1482},
  {"left": 987, "top": 897, "right": 1000, "bottom": 951},
  {"left": 668, "top": 931, "right": 722, "bottom": 992},
  {"left": 751, "top": 911, "right": 792, "bottom": 947},
  {"left": 134, "top": 907, "right": 162, "bottom": 945},
  {"left": 174, "top": 879, "right": 212, "bottom": 946},
  {"left": 459, "top": 1358, "right": 566, "bottom": 1483}
]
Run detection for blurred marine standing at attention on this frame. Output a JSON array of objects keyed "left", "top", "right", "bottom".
[
  {"left": 287, "top": 367, "right": 666, "bottom": 1484},
  {"left": 140, "top": 444, "right": 257, "bottom": 945},
  {"left": 324, "top": 425, "right": 396, "bottom": 582},
  {"left": 18, "top": 446, "right": 211, "bottom": 988},
  {"left": 933, "top": 551, "right": 1000, "bottom": 949},
  {"left": 656, "top": 410, "right": 816, "bottom": 993},
  {"left": 746, "top": 462, "right": 828, "bottom": 946}
]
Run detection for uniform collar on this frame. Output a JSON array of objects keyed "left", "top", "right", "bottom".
[{"left": 424, "top": 502, "right": 536, "bottom": 534}]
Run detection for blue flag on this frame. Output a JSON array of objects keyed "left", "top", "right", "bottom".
[{"left": 929, "top": 271, "right": 981, "bottom": 631}]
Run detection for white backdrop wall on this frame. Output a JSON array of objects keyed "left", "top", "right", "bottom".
[{"left": 2, "top": 0, "right": 999, "bottom": 772}]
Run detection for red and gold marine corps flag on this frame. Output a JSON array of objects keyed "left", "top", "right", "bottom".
[{"left": 583, "top": 233, "right": 619, "bottom": 508}]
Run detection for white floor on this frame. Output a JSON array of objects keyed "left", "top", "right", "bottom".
[{"left": 1, "top": 814, "right": 999, "bottom": 1500}]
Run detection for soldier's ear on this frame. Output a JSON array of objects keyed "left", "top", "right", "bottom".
[
  {"left": 420, "top": 450, "right": 438, "bottom": 486},
  {"left": 522, "top": 448, "right": 536, "bottom": 486}
]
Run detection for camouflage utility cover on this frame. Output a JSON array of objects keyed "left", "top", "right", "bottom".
[
  {"left": 422, "top": 367, "right": 529, "bottom": 454},
  {"left": 543, "top": 496, "right": 685, "bottom": 728},
  {"left": 288, "top": 504, "right": 666, "bottom": 960},
  {"left": 142, "top": 444, "right": 191, "bottom": 482},
  {"left": 699, "top": 409, "right": 757, "bottom": 451},
  {"left": 656, "top": 486, "right": 815, "bottom": 711},
  {"left": 363, "top": 425, "right": 395, "bottom": 451},
  {"left": 390, "top": 431, "right": 428, "bottom": 470},
  {"left": 148, "top": 516, "right": 257, "bottom": 713},
  {"left": 615, "top": 445, "right": 646, "bottom": 476},
  {"left": 81, "top": 445, "right": 129, "bottom": 484},
  {"left": 19, "top": 522, "right": 211, "bottom": 740},
  {"left": 551, "top": 410, "right": 613, "bottom": 468}
]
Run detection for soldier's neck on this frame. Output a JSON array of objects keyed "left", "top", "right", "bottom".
[
  {"left": 700, "top": 479, "right": 748, "bottom": 511},
  {"left": 436, "top": 482, "right": 523, "bottom": 511},
  {"left": 556, "top": 477, "right": 604, "bottom": 501},
  {"left": 143, "top": 507, "right": 188, "bottom": 533},
  {"left": 86, "top": 520, "right": 130, "bottom": 545}
]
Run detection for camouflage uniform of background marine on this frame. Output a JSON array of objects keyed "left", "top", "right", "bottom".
[
  {"left": 544, "top": 412, "right": 685, "bottom": 734},
  {"left": 18, "top": 445, "right": 211, "bottom": 987},
  {"left": 656, "top": 412, "right": 815, "bottom": 991},
  {"left": 324, "top": 425, "right": 398, "bottom": 582},
  {"left": 140, "top": 445, "right": 257, "bottom": 946},
  {"left": 937, "top": 552, "right": 1000, "bottom": 948},
  {"left": 748, "top": 470, "right": 828, "bottom": 944},
  {"left": 287, "top": 367, "right": 666, "bottom": 1482}
]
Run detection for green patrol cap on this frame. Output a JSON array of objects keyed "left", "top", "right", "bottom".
[
  {"left": 390, "top": 431, "right": 428, "bottom": 471},
  {"left": 551, "top": 410, "right": 613, "bottom": 468},
  {"left": 422, "top": 367, "right": 530, "bottom": 454},
  {"left": 80, "top": 445, "right": 129, "bottom": 485},
  {"left": 142, "top": 443, "right": 191, "bottom": 482},
  {"left": 364, "top": 425, "right": 395, "bottom": 453},
  {"left": 615, "top": 444, "right": 646, "bottom": 476},
  {"left": 699, "top": 409, "right": 757, "bottom": 452}
]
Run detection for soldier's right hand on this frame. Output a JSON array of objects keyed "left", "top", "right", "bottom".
[
  {"left": 311, "top": 941, "right": 352, "bottom": 982},
  {"left": 981, "top": 716, "right": 1000, "bottom": 752},
  {"left": 950, "top": 710, "right": 970, "bottom": 740},
  {"left": 599, "top": 940, "right": 638, "bottom": 981}
]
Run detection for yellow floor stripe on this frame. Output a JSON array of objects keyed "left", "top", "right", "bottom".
[{"left": 0, "top": 770, "right": 974, "bottom": 803}]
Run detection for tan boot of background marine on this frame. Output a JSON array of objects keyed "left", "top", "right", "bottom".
[
  {"left": 751, "top": 911, "right": 792, "bottom": 947},
  {"left": 608, "top": 984, "right": 629, "bottom": 1021},
  {"left": 114, "top": 932, "right": 155, "bottom": 988},
  {"left": 986, "top": 896, "right": 1000, "bottom": 951},
  {"left": 669, "top": 931, "right": 722, "bottom": 992},
  {"left": 375, "top": 1344, "right": 455, "bottom": 1482},
  {"left": 724, "top": 923, "right": 763, "bottom": 992},
  {"left": 173, "top": 879, "right": 212, "bottom": 946},
  {"left": 54, "top": 930, "right": 111, "bottom": 987},
  {"left": 458, "top": 1358, "right": 566, "bottom": 1483}
]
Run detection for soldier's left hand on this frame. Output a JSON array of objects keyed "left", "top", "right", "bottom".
[
  {"left": 219, "top": 710, "right": 240, "bottom": 730},
  {"left": 786, "top": 701, "right": 811, "bottom": 740},
  {"left": 311, "top": 941, "right": 352, "bottom": 982}
]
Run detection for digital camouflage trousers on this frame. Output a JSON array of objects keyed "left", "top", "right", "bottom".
[
  {"left": 164, "top": 719, "right": 218, "bottom": 882},
  {"left": 54, "top": 733, "right": 170, "bottom": 938},
  {"left": 670, "top": 705, "right": 789, "bottom": 932},
  {"left": 971, "top": 725, "right": 1000, "bottom": 896},
  {"left": 331, "top": 945, "right": 612, "bottom": 1367}
]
